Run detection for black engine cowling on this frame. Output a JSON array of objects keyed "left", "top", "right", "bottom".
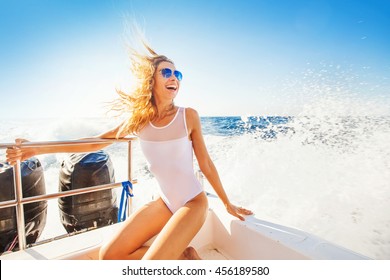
[
  {"left": 0, "top": 158, "right": 47, "bottom": 253},
  {"left": 58, "top": 151, "right": 118, "bottom": 233}
]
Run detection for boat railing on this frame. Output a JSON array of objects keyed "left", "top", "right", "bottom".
[{"left": 0, "top": 137, "right": 137, "bottom": 251}]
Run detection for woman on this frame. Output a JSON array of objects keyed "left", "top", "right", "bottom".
[{"left": 6, "top": 42, "right": 252, "bottom": 260}]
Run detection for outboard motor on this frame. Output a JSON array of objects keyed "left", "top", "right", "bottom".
[
  {"left": 58, "top": 151, "right": 118, "bottom": 233},
  {"left": 0, "top": 158, "right": 47, "bottom": 253}
]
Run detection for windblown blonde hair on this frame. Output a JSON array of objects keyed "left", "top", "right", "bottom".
[{"left": 112, "top": 42, "right": 173, "bottom": 137}]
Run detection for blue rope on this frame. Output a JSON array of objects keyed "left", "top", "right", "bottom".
[{"left": 118, "top": 181, "right": 133, "bottom": 223}]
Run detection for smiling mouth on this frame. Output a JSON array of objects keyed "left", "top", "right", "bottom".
[{"left": 166, "top": 85, "right": 177, "bottom": 90}]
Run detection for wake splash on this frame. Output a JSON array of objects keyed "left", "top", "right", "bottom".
[{"left": 204, "top": 115, "right": 390, "bottom": 260}]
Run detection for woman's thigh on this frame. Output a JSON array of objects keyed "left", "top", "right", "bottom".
[
  {"left": 99, "top": 197, "right": 172, "bottom": 259},
  {"left": 142, "top": 192, "right": 209, "bottom": 260}
]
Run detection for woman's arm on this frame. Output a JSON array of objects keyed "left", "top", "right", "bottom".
[
  {"left": 6, "top": 122, "right": 128, "bottom": 165},
  {"left": 186, "top": 108, "right": 253, "bottom": 220}
]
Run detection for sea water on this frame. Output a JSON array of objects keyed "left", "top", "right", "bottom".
[{"left": 1, "top": 104, "right": 389, "bottom": 259}]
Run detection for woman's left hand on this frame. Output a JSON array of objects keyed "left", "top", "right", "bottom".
[{"left": 225, "top": 202, "right": 253, "bottom": 221}]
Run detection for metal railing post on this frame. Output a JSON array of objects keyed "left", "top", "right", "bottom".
[
  {"left": 127, "top": 140, "right": 133, "bottom": 216},
  {"left": 13, "top": 160, "right": 27, "bottom": 250}
]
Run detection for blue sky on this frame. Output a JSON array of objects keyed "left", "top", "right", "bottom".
[{"left": 1, "top": 0, "right": 389, "bottom": 118}]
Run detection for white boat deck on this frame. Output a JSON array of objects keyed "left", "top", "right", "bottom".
[
  {"left": 0, "top": 197, "right": 370, "bottom": 260},
  {"left": 0, "top": 224, "right": 227, "bottom": 260}
]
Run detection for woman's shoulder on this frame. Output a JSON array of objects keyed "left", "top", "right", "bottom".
[
  {"left": 184, "top": 107, "right": 201, "bottom": 131},
  {"left": 184, "top": 107, "right": 200, "bottom": 119}
]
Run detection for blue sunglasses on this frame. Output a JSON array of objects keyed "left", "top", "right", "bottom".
[{"left": 159, "top": 68, "right": 183, "bottom": 81}]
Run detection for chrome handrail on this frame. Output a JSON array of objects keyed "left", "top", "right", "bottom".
[
  {"left": 0, "top": 138, "right": 135, "bottom": 149},
  {"left": 0, "top": 181, "right": 137, "bottom": 209},
  {"left": 0, "top": 137, "right": 136, "bottom": 251}
]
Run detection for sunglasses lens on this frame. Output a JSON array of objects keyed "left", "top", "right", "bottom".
[
  {"left": 160, "top": 68, "right": 182, "bottom": 81},
  {"left": 161, "top": 68, "right": 172, "bottom": 78},
  {"left": 174, "top": 70, "right": 183, "bottom": 81}
]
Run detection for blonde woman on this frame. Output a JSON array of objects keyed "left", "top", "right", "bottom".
[{"left": 6, "top": 43, "right": 252, "bottom": 260}]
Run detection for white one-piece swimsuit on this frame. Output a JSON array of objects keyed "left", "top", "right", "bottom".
[{"left": 139, "top": 107, "right": 203, "bottom": 213}]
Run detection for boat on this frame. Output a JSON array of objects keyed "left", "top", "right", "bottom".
[{"left": 0, "top": 138, "right": 370, "bottom": 260}]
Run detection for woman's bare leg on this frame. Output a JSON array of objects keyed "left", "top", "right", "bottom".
[
  {"left": 99, "top": 197, "right": 172, "bottom": 260},
  {"left": 142, "top": 192, "right": 208, "bottom": 260}
]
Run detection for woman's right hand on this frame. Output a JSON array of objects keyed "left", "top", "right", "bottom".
[{"left": 6, "top": 139, "right": 35, "bottom": 165}]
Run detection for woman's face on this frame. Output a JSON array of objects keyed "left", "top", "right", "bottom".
[{"left": 152, "top": 61, "right": 181, "bottom": 102}]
